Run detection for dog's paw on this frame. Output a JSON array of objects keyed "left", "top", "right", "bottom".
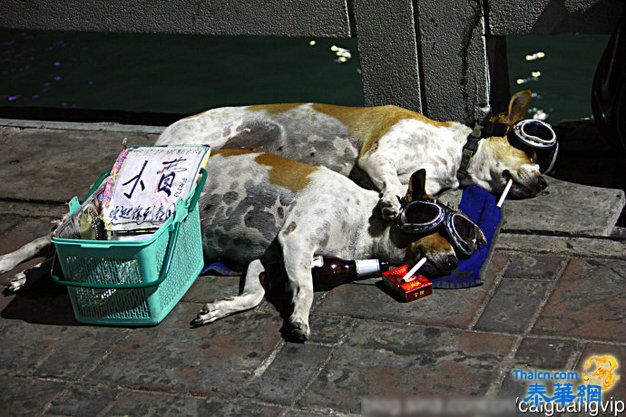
[
  {"left": 285, "top": 319, "right": 310, "bottom": 343},
  {"left": 7, "top": 271, "right": 27, "bottom": 293},
  {"left": 379, "top": 194, "right": 401, "bottom": 220},
  {"left": 0, "top": 256, "right": 16, "bottom": 275},
  {"left": 190, "top": 302, "right": 224, "bottom": 327}
]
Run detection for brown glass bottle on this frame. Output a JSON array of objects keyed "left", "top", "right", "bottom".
[{"left": 260, "top": 256, "right": 391, "bottom": 292}]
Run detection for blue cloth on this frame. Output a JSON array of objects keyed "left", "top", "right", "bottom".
[
  {"left": 201, "top": 261, "right": 235, "bottom": 276},
  {"left": 431, "top": 186, "right": 503, "bottom": 289}
]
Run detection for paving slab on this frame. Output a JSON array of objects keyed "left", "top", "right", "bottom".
[
  {"left": 0, "top": 294, "right": 129, "bottom": 378},
  {"left": 474, "top": 279, "right": 552, "bottom": 334},
  {"left": 306, "top": 313, "right": 356, "bottom": 345},
  {"left": 0, "top": 126, "right": 157, "bottom": 202},
  {"left": 496, "top": 234, "right": 626, "bottom": 259},
  {"left": 0, "top": 264, "right": 76, "bottom": 325},
  {"left": 85, "top": 302, "right": 283, "bottom": 397},
  {"left": 300, "top": 320, "right": 516, "bottom": 413},
  {"left": 0, "top": 200, "right": 67, "bottom": 219},
  {"left": 0, "top": 216, "right": 56, "bottom": 256},
  {"left": 45, "top": 384, "right": 285, "bottom": 417},
  {"left": 79, "top": 389, "right": 213, "bottom": 417},
  {"left": 0, "top": 118, "right": 165, "bottom": 134},
  {"left": 0, "top": 376, "right": 67, "bottom": 417},
  {"left": 182, "top": 274, "right": 242, "bottom": 304},
  {"left": 95, "top": 391, "right": 268, "bottom": 417},
  {"left": 515, "top": 337, "right": 582, "bottom": 370},
  {"left": 315, "top": 251, "right": 508, "bottom": 329},
  {"left": 532, "top": 258, "right": 626, "bottom": 342},
  {"left": 498, "top": 337, "right": 582, "bottom": 401},
  {"left": 502, "top": 177, "right": 625, "bottom": 237},
  {"left": 192, "top": 397, "right": 284, "bottom": 417},
  {"left": 503, "top": 254, "right": 568, "bottom": 280},
  {"left": 95, "top": 390, "right": 187, "bottom": 417},
  {"left": 45, "top": 383, "right": 118, "bottom": 416},
  {"left": 246, "top": 343, "right": 332, "bottom": 405},
  {"left": 0, "top": 214, "right": 21, "bottom": 235},
  {"left": 282, "top": 411, "right": 332, "bottom": 417}
]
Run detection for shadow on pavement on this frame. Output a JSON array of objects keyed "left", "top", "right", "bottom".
[{"left": 1, "top": 260, "right": 78, "bottom": 326}]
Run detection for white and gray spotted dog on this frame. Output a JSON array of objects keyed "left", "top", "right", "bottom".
[
  {"left": 0, "top": 151, "right": 485, "bottom": 341},
  {"left": 157, "top": 90, "right": 547, "bottom": 219}
]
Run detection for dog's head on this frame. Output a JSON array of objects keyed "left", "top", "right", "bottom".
[
  {"left": 483, "top": 90, "right": 548, "bottom": 198},
  {"left": 395, "top": 170, "right": 486, "bottom": 276}
]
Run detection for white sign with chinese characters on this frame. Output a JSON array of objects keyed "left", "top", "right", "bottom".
[{"left": 104, "top": 145, "right": 210, "bottom": 232}]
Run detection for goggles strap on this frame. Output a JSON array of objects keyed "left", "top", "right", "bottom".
[
  {"left": 457, "top": 124, "right": 483, "bottom": 184},
  {"left": 481, "top": 122, "right": 509, "bottom": 138},
  {"left": 458, "top": 121, "right": 509, "bottom": 184}
]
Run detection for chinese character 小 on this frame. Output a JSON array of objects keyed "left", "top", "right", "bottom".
[{"left": 122, "top": 160, "right": 147, "bottom": 199}]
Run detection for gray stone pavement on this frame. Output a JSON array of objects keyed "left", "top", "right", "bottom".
[{"left": 0, "top": 121, "right": 625, "bottom": 416}]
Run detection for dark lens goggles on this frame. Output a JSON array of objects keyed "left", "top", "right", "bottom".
[
  {"left": 507, "top": 119, "right": 559, "bottom": 174},
  {"left": 396, "top": 199, "right": 482, "bottom": 257}
]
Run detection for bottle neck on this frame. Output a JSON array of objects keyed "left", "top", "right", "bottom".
[{"left": 379, "top": 260, "right": 391, "bottom": 271}]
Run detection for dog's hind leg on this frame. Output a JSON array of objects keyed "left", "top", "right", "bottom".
[
  {"left": 7, "top": 260, "right": 47, "bottom": 292},
  {"left": 0, "top": 234, "right": 52, "bottom": 275},
  {"left": 192, "top": 259, "right": 266, "bottom": 326}
]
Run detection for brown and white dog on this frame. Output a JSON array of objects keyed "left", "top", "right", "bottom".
[
  {"left": 0, "top": 151, "right": 485, "bottom": 341},
  {"left": 189, "top": 151, "right": 485, "bottom": 340},
  {"left": 156, "top": 90, "right": 547, "bottom": 219}
]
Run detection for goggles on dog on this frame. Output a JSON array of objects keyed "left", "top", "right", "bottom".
[
  {"left": 458, "top": 119, "right": 559, "bottom": 182},
  {"left": 507, "top": 119, "right": 559, "bottom": 174},
  {"left": 396, "top": 199, "right": 481, "bottom": 257}
]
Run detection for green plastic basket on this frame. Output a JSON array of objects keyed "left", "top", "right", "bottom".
[{"left": 51, "top": 168, "right": 207, "bottom": 326}]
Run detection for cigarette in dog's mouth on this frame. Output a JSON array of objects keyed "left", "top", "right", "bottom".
[
  {"left": 402, "top": 257, "right": 427, "bottom": 282},
  {"left": 497, "top": 179, "right": 513, "bottom": 208}
]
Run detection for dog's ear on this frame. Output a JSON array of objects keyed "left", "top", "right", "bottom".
[
  {"left": 506, "top": 90, "right": 532, "bottom": 125},
  {"left": 403, "top": 169, "right": 429, "bottom": 203}
]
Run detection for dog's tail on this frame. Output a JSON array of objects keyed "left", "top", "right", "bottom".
[{"left": 0, "top": 233, "right": 53, "bottom": 275}]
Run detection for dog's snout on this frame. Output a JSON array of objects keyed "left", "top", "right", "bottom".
[
  {"left": 537, "top": 176, "right": 548, "bottom": 191},
  {"left": 446, "top": 254, "right": 458, "bottom": 269}
]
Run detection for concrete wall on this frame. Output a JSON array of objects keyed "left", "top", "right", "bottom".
[
  {"left": 416, "top": 0, "right": 491, "bottom": 123},
  {"left": 0, "top": 0, "right": 622, "bottom": 123},
  {"left": 0, "top": 0, "right": 353, "bottom": 37},
  {"left": 352, "top": 0, "right": 423, "bottom": 111}
]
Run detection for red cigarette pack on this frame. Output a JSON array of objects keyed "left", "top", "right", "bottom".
[{"left": 382, "top": 264, "right": 433, "bottom": 302}]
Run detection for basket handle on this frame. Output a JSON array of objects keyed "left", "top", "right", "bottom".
[
  {"left": 168, "top": 167, "right": 207, "bottom": 226},
  {"left": 84, "top": 170, "right": 112, "bottom": 201},
  {"left": 189, "top": 168, "right": 208, "bottom": 212}
]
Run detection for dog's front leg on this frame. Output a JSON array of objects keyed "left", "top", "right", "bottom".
[
  {"left": 358, "top": 153, "right": 404, "bottom": 220},
  {"left": 278, "top": 234, "right": 315, "bottom": 342},
  {"left": 192, "top": 259, "right": 266, "bottom": 326},
  {"left": 283, "top": 257, "right": 314, "bottom": 343}
]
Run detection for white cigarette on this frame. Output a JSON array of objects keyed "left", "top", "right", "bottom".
[
  {"left": 497, "top": 179, "right": 513, "bottom": 208},
  {"left": 402, "top": 257, "right": 427, "bottom": 282}
]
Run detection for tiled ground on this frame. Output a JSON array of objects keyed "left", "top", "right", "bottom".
[
  {"left": 1, "top": 214, "right": 625, "bottom": 416},
  {"left": 1, "top": 123, "right": 624, "bottom": 416}
]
